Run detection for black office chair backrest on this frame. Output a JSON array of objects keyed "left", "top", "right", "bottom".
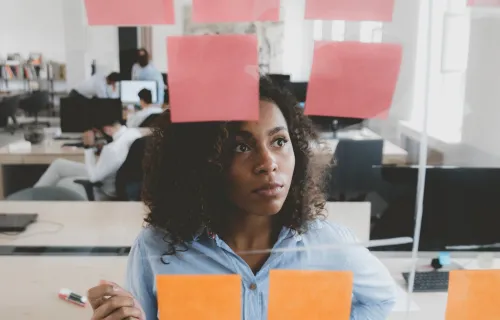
[
  {"left": 327, "top": 139, "right": 384, "bottom": 197},
  {"left": 115, "top": 136, "right": 150, "bottom": 200},
  {"left": 139, "top": 113, "right": 161, "bottom": 128},
  {"left": 0, "top": 95, "right": 21, "bottom": 117},
  {"left": 20, "top": 91, "right": 50, "bottom": 112}
]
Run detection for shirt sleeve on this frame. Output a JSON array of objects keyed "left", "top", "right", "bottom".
[
  {"left": 325, "top": 222, "right": 396, "bottom": 320},
  {"left": 126, "top": 114, "right": 140, "bottom": 128},
  {"left": 84, "top": 144, "right": 122, "bottom": 182},
  {"left": 126, "top": 232, "right": 158, "bottom": 320}
]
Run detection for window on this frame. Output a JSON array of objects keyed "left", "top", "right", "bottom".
[
  {"left": 360, "top": 21, "right": 383, "bottom": 43},
  {"left": 332, "top": 21, "right": 346, "bottom": 41}
]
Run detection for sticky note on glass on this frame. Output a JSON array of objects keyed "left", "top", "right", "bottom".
[
  {"left": 157, "top": 274, "right": 241, "bottom": 319},
  {"left": 305, "top": 0, "right": 395, "bottom": 21},
  {"left": 446, "top": 270, "right": 500, "bottom": 319},
  {"left": 167, "top": 34, "right": 259, "bottom": 123},
  {"left": 192, "top": 0, "right": 280, "bottom": 23},
  {"left": 305, "top": 41, "right": 402, "bottom": 119},
  {"left": 268, "top": 270, "right": 353, "bottom": 320},
  {"left": 467, "top": 0, "right": 500, "bottom": 6},
  {"left": 85, "top": 0, "right": 175, "bottom": 26}
]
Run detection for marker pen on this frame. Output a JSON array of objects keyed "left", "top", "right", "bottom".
[{"left": 58, "top": 288, "right": 88, "bottom": 307}]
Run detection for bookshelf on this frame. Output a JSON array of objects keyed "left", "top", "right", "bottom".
[{"left": 0, "top": 54, "right": 67, "bottom": 114}]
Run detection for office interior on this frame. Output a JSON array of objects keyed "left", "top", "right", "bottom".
[{"left": 1, "top": 0, "right": 500, "bottom": 319}]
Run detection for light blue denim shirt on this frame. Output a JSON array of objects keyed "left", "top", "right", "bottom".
[
  {"left": 131, "top": 63, "right": 165, "bottom": 104},
  {"left": 126, "top": 220, "right": 396, "bottom": 320}
]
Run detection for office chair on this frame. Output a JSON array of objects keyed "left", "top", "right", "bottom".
[
  {"left": 327, "top": 139, "right": 384, "bottom": 201},
  {"left": 74, "top": 137, "right": 149, "bottom": 201},
  {"left": 115, "top": 136, "right": 149, "bottom": 201},
  {"left": 6, "top": 186, "right": 87, "bottom": 201},
  {"left": 0, "top": 95, "right": 21, "bottom": 134},
  {"left": 18, "top": 91, "right": 51, "bottom": 127},
  {"left": 73, "top": 180, "right": 103, "bottom": 201},
  {"left": 139, "top": 113, "right": 161, "bottom": 128}
]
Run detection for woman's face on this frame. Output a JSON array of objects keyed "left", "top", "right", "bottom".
[{"left": 226, "top": 100, "right": 295, "bottom": 217}]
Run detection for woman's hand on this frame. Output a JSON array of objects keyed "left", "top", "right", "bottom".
[{"left": 88, "top": 281, "right": 146, "bottom": 320}]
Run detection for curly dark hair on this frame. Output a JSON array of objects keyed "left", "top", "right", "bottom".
[{"left": 142, "top": 77, "right": 327, "bottom": 249}]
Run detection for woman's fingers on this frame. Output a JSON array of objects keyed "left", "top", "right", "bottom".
[
  {"left": 103, "top": 308, "right": 143, "bottom": 320},
  {"left": 88, "top": 283, "right": 131, "bottom": 310},
  {"left": 92, "top": 296, "right": 135, "bottom": 320}
]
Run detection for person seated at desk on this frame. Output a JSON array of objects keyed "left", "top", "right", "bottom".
[
  {"left": 69, "top": 72, "right": 121, "bottom": 100},
  {"left": 132, "top": 48, "right": 165, "bottom": 104},
  {"left": 88, "top": 77, "right": 395, "bottom": 319},
  {"left": 126, "top": 89, "right": 163, "bottom": 128},
  {"left": 34, "top": 120, "right": 141, "bottom": 200}
]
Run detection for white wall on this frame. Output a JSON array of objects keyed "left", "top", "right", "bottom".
[
  {"left": 0, "top": 0, "right": 66, "bottom": 62},
  {"left": 0, "top": 0, "right": 119, "bottom": 84},
  {"left": 461, "top": 14, "right": 500, "bottom": 162}
]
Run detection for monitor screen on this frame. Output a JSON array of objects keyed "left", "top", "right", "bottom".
[
  {"left": 371, "top": 166, "right": 500, "bottom": 251},
  {"left": 120, "top": 80, "right": 158, "bottom": 104}
]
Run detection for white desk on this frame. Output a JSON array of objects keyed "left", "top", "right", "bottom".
[
  {"left": 317, "top": 128, "right": 408, "bottom": 165},
  {"left": 0, "top": 140, "right": 84, "bottom": 199},
  {"left": 3, "top": 255, "right": 497, "bottom": 319},
  {"left": 0, "top": 202, "right": 146, "bottom": 247}
]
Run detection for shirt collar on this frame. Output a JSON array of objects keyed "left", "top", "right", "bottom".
[
  {"left": 112, "top": 126, "right": 127, "bottom": 141},
  {"left": 192, "top": 225, "right": 304, "bottom": 247}
]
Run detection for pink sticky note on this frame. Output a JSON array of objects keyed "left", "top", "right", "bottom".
[
  {"left": 167, "top": 35, "right": 259, "bottom": 123},
  {"left": 305, "top": 41, "right": 402, "bottom": 119},
  {"left": 192, "top": 0, "right": 280, "bottom": 23},
  {"left": 467, "top": 0, "right": 500, "bottom": 6},
  {"left": 85, "top": 0, "right": 175, "bottom": 26},
  {"left": 305, "top": 0, "right": 395, "bottom": 21}
]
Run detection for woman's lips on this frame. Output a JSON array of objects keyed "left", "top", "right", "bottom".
[{"left": 253, "top": 184, "right": 285, "bottom": 197}]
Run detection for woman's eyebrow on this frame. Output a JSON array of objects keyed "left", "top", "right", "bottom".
[
  {"left": 234, "top": 126, "right": 288, "bottom": 139},
  {"left": 267, "top": 126, "right": 288, "bottom": 136}
]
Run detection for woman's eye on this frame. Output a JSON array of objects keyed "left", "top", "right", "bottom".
[
  {"left": 234, "top": 143, "right": 250, "bottom": 153},
  {"left": 272, "top": 138, "right": 288, "bottom": 148}
]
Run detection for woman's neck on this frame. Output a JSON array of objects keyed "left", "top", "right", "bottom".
[{"left": 220, "top": 214, "right": 278, "bottom": 252}]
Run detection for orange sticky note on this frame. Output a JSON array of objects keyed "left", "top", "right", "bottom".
[
  {"left": 167, "top": 34, "right": 259, "bottom": 123},
  {"left": 467, "top": 0, "right": 500, "bottom": 6},
  {"left": 193, "top": 0, "right": 280, "bottom": 23},
  {"left": 305, "top": 0, "right": 395, "bottom": 21},
  {"left": 268, "top": 270, "right": 353, "bottom": 320},
  {"left": 157, "top": 274, "right": 241, "bottom": 319},
  {"left": 85, "top": 0, "right": 175, "bottom": 26},
  {"left": 305, "top": 41, "right": 402, "bottom": 119},
  {"left": 445, "top": 270, "right": 500, "bottom": 320}
]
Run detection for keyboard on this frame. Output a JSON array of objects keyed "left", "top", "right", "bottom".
[{"left": 402, "top": 271, "right": 449, "bottom": 292}]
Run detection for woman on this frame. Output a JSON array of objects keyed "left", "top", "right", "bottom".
[
  {"left": 88, "top": 78, "right": 396, "bottom": 320},
  {"left": 131, "top": 48, "right": 165, "bottom": 104}
]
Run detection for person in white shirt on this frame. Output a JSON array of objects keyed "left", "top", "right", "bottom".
[
  {"left": 70, "top": 72, "right": 121, "bottom": 100},
  {"left": 126, "top": 89, "right": 163, "bottom": 128},
  {"left": 34, "top": 121, "right": 142, "bottom": 200}
]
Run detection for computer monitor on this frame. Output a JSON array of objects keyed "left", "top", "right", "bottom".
[
  {"left": 286, "top": 82, "right": 307, "bottom": 103},
  {"left": 371, "top": 166, "right": 500, "bottom": 251},
  {"left": 60, "top": 97, "right": 91, "bottom": 133},
  {"left": 60, "top": 98, "right": 123, "bottom": 133},
  {"left": 120, "top": 80, "right": 158, "bottom": 104},
  {"left": 268, "top": 74, "right": 291, "bottom": 88}
]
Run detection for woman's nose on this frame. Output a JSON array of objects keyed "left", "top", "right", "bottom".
[{"left": 254, "top": 149, "right": 278, "bottom": 174}]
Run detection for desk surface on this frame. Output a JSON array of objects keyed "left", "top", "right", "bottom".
[
  {"left": 1, "top": 255, "right": 487, "bottom": 320},
  {"left": 0, "top": 202, "right": 146, "bottom": 247},
  {"left": 0, "top": 140, "right": 84, "bottom": 164},
  {"left": 317, "top": 128, "right": 408, "bottom": 165}
]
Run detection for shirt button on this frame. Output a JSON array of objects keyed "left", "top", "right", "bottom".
[{"left": 249, "top": 283, "right": 257, "bottom": 290}]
